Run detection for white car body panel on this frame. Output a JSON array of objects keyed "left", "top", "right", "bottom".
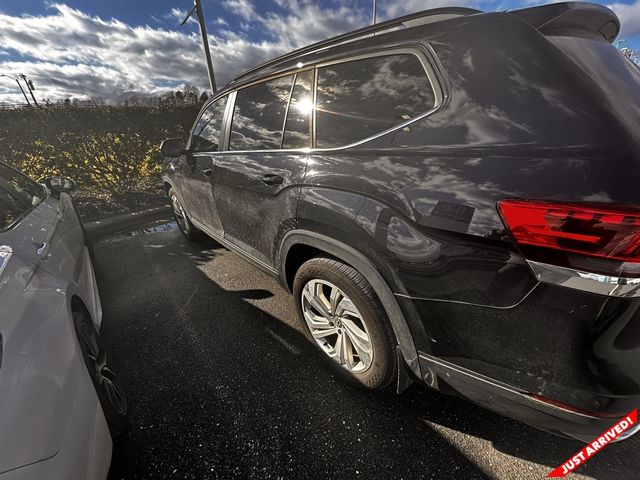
[{"left": 0, "top": 191, "right": 111, "bottom": 478}]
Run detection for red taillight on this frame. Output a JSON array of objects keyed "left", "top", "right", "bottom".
[{"left": 497, "top": 200, "right": 640, "bottom": 263}]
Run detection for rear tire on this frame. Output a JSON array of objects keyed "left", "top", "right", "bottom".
[
  {"left": 169, "top": 187, "right": 205, "bottom": 241},
  {"left": 73, "top": 311, "right": 129, "bottom": 437},
  {"left": 293, "top": 256, "right": 397, "bottom": 391}
]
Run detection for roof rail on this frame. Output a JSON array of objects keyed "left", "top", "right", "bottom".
[
  {"left": 226, "top": 7, "right": 481, "bottom": 88},
  {"left": 510, "top": 2, "right": 620, "bottom": 43}
]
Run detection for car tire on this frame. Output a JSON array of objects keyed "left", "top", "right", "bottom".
[
  {"left": 169, "top": 187, "right": 205, "bottom": 241},
  {"left": 293, "top": 256, "right": 397, "bottom": 391},
  {"left": 73, "top": 311, "right": 129, "bottom": 437}
]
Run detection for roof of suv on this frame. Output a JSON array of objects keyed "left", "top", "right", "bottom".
[
  {"left": 224, "top": 6, "right": 480, "bottom": 90},
  {"left": 219, "top": 2, "right": 619, "bottom": 94}
]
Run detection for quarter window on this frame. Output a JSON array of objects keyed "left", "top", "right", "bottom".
[
  {"left": 229, "top": 75, "right": 294, "bottom": 151},
  {"left": 191, "top": 95, "right": 228, "bottom": 153},
  {"left": 315, "top": 54, "right": 435, "bottom": 148}
]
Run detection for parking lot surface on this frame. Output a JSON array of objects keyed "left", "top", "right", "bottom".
[{"left": 94, "top": 221, "right": 639, "bottom": 480}]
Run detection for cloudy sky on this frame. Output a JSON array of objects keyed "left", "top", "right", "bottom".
[{"left": 0, "top": 0, "right": 638, "bottom": 104}]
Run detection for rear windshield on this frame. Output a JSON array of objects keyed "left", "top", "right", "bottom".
[{"left": 549, "top": 35, "right": 640, "bottom": 136}]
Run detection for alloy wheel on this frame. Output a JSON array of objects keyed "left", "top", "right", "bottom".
[
  {"left": 78, "top": 322, "right": 127, "bottom": 416},
  {"left": 301, "top": 279, "right": 373, "bottom": 373}
]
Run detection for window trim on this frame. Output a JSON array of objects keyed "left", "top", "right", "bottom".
[
  {"left": 280, "top": 72, "right": 298, "bottom": 149},
  {"left": 312, "top": 67, "right": 319, "bottom": 149},
  {"left": 220, "top": 91, "right": 236, "bottom": 151},
  {"left": 192, "top": 43, "right": 447, "bottom": 157}
]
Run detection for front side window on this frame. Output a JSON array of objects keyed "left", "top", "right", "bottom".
[
  {"left": 191, "top": 95, "right": 228, "bottom": 153},
  {"left": 315, "top": 54, "right": 436, "bottom": 148},
  {"left": 229, "top": 75, "right": 294, "bottom": 151}
]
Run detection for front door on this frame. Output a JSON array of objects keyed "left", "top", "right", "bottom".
[{"left": 180, "top": 95, "right": 229, "bottom": 235}]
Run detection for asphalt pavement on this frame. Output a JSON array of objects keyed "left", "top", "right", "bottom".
[{"left": 92, "top": 220, "right": 640, "bottom": 480}]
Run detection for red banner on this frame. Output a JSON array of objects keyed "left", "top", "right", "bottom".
[{"left": 548, "top": 409, "right": 637, "bottom": 477}]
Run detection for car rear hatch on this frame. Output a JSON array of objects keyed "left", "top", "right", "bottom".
[{"left": 512, "top": 3, "right": 640, "bottom": 156}]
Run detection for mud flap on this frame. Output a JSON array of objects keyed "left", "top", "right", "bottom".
[{"left": 396, "top": 347, "right": 417, "bottom": 394}]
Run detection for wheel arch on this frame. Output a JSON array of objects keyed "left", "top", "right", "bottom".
[
  {"left": 278, "top": 230, "right": 421, "bottom": 379},
  {"left": 70, "top": 295, "right": 96, "bottom": 327},
  {"left": 162, "top": 176, "right": 173, "bottom": 193}
]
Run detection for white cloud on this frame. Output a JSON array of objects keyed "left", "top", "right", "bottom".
[
  {"left": 168, "top": 8, "right": 194, "bottom": 24},
  {"left": 609, "top": 0, "right": 640, "bottom": 38},
  {"left": 0, "top": 1, "right": 637, "bottom": 104},
  {"left": 260, "top": 0, "right": 367, "bottom": 52},
  {"left": 222, "top": 0, "right": 255, "bottom": 20},
  {"left": 0, "top": 2, "right": 369, "bottom": 103},
  {"left": 0, "top": 4, "right": 210, "bottom": 103}
]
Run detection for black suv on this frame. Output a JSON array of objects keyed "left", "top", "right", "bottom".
[{"left": 162, "top": 2, "right": 640, "bottom": 441}]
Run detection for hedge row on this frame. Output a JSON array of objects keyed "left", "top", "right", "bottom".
[{"left": 0, "top": 105, "right": 201, "bottom": 196}]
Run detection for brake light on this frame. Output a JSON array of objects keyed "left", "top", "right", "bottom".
[{"left": 497, "top": 200, "right": 640, "bottom": 263}]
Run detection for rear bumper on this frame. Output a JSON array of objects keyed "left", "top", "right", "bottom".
[
  {"left": 419, "top": 353, "right": 639, "bottom": 442},
  {"left": 398, "top": 272, "right": 640, "bottom": 442}
]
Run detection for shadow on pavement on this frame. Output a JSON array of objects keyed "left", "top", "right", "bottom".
[{"left": 92, "top": 225, "right": 638, "bottom": 480}]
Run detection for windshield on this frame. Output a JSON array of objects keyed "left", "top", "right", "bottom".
[
  {"left": 549, "top": 35, "right": 640, "bottom": 141},
  {"left": 0, "top": 163, "right": 46, "bottom": 207}
]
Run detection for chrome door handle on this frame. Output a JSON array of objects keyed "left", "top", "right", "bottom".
[
  {"left": 35, "top": 241, "right": 49, "bottom": 257},
  {"left": 201, "top": 168, "right": 213, "bottom": 177},
  {"left": 260, "top": 173, "right": 284, "bottom": 186}
]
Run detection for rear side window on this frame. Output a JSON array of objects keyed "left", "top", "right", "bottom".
[
  {"left": 316, "top": 54, "right": 435, "bottom": 148},
  {"left": 191, "top": 95, "right": 228, "bottom": 152},
  {"left": 230, "top": 75, "right": 294, "bottom": 150}
]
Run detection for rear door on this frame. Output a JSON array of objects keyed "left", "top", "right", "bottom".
[
  {"left": 213, "top": 71, "right": 313, "bottom": 267},
  {"left": 181, "top": 95, "right": 229, "bottom": 234}
]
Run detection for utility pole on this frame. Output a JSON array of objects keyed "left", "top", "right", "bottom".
[
  {"left": 19, "top": 74, "right": 39, "bottom": 108},
  {"left": 372, "top": 0, "right": 377, "bottom": 24},
  {"left": 0, "top": 74, "right": 31, "bottom": 106},
  {"left": 181, "top": 0, "right": 217, "bottom": 93}
]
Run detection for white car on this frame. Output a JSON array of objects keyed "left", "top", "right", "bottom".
[{"left": 0, "top": 162, "right": 127, "bottom": 479}]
